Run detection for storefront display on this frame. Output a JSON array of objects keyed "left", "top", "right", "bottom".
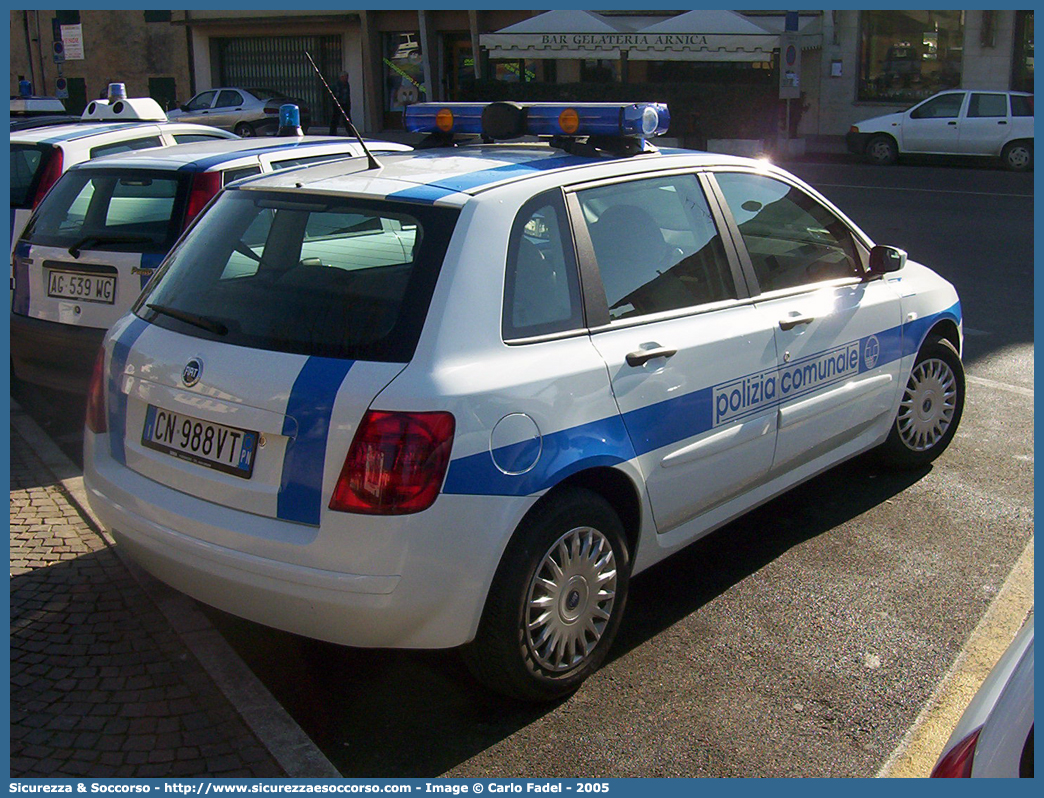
[{"left": 859, "top": 10, "right": 964, "bottom": 103}]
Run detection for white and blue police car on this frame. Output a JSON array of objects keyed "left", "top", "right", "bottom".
[
  {"left": 10, "top": 85, "right": 237, "bottom": 256},
  {"left": 82, "top": 101, "right": 965, "bottom": 701},
  {"left": 11, "top": 130, "right": 411, "bottom": 393}
]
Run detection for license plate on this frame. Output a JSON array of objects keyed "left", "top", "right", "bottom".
[
  {"left": 141, "top": 405, "right": 258, "bottom": 479},
  {"left": 46, "top": 269, "right": 116, "bottom": 304}
]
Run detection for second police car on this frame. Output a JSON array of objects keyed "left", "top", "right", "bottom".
[
  {"left": 10, "top": 84, "right": 237, "bottom": 255},
  {"left": 11, "top": 128, "right": 411, "bottom": 393},
  {"left": 83, "top": 101, "right": 965, "bottom": 701}
]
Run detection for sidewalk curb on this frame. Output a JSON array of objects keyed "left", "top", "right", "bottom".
[{"left": 11, "top": 399, "right": 341, "bottom": 779}]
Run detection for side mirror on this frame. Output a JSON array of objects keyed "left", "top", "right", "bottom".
[
  {"left": 179, "top": 104, "right": 190, "bottom": 112},
  {"left": 868, "top": 245, "right": 906, "bottom": 277}
]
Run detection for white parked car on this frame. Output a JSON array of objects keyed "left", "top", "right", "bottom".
[
  {"left": 932, "top": 615, "right": 1033, "bottom": 778},
  {"left": 83, "top": 101, "right": 965, "bottom": 701},
  {"left": 847, "top": 89, "right": 1034, "bottom": 171},
  {"left": 10, "top": 93, "right": 236, "bottom": 254},
  {"left": 11, "top": 135, "right": 411, "bottom": 393}
]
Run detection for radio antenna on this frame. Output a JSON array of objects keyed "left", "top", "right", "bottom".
[{"left": 305, "top": 51, "right": 381, "bottom": 171}]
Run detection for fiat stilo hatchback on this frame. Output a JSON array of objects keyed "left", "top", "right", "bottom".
[{"left": 83, "top": 102, "right": 965, "bottom": 701}]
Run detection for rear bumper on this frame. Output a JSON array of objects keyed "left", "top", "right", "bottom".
[
  {"left": 83, "top": 432, "right": 532, "bottom": 649},
  {"left": 10, "top": 311, "right": 105, "bottom": 394}
]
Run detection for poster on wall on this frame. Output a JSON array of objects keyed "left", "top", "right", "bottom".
[{"left": 60, "top": 23, "right": 85, "bottom": 60}]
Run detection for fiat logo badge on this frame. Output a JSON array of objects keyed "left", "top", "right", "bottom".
[{"left": 182, "top": 358, "right": 202, "bottom": 387}]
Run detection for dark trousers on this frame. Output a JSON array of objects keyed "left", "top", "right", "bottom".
[{"left": 329, "top": 107, "right": 351, "bottom": 135}]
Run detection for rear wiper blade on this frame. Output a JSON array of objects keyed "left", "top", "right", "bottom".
[
  {"left": 145, "top": 303, "right": 228, "bottom": 335},
  {"left": 69, "top": 234, "right": 155, "bottom": 258}
]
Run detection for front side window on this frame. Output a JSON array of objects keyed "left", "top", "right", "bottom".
[
  {"left": 23, "top": 168, "right": 187, "bottom": 254},
  {"left": 577, "top": 174, "right": 735, "bottom": 321},
  {"left": 715, "top": 172, "right": 861, "bottom": 293},
  {"left": 909, "top": 93, "right": 965, "bottom": 119},
  {"left": 137, "top": 190, "right": 459, "bottom": 362},
  {"left": 186, "top": 91, "right": 216, "bottom": 112},
  {"left": 503, "top": 191, "right": 582, "bottom": 340},
  {"left": 90, "top": 136, "right": 163, "bottom": 159},
  {"left": 968, "top": 93, "right": 1008, "bottom": 118}
]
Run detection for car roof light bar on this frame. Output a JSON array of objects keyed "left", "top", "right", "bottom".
[{"left": 403, "top": 101, "right": 671, "bottom": 149}]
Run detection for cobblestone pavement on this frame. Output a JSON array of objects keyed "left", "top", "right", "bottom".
[{"left": 10, "top": 421, "right": 286, "bottom": 777}]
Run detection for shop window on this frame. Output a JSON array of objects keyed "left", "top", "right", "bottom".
[
  {"left": 858, "top": 10, "right": 964, "bottom": 103},
  {"left": 580, "top": 60, "right": 619, "bottom": 83},
  {"left": 383, "top": 32, "right": 426, "bottom": 112},
  {"left": 490, "top": 59, "right": 538, "bottom": 83}
]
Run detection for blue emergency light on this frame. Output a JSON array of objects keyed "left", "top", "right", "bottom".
[
  {"left": 403, "top": 101, "right": 670, "bottom": 141},
  {"left": 278, "top": 103, "right": 304, "bottom": 137}
]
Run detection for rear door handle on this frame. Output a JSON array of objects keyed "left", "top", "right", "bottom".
[
  {"left": 998, "top": 120, "right": 1008, "bottom": 125},
  {"left": 625, "top": 346, "right": 677, "bottom": 367},
  {"left": 779, "top": 314, "right": 815, "bottom": 331},
  {"left": 947, "top": 121, "right": 957, "bottom": 126}
]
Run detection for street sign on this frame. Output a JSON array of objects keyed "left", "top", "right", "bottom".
[
  {"left": 55, "top": 77, "right": 69, "bottom": 99},
  {"left": 52, "top": 39, "right": 65, "bottom": 64},
  {"left": 778, "top": 32, "right": 801, "bottom": 100}
]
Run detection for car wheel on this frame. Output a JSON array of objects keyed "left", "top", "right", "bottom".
[
  {"left": 1001, "top": 141, "right": 1032, "bottom": 172},
  {"left": 463, "top": 487, "right": 630, "bottom": 702},
  {"left": 234, "top": 123, "right": 255, "bottom": 138},
  {"left": 866, "top": 135, "right": 899, "bottom": 166},
  {"left": 878, "top": 337, "right": 964, "bottom": 468}
]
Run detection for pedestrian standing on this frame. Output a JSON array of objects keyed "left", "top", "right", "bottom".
[{"left": 328, "top": 71, "right": 352, "bottom": 135}]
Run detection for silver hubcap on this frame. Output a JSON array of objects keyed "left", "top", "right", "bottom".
[
  {"left": 897, "top": 357, "right": 958, "bottom": 451},
  {"left": 870, "top": 141, "right": 893, "bottom": 162},
  {"left": 1008, "top": 147, "right": 1030, "bottom": 169},
  {"left": 525, "top": 526, "right": 618, "bottom": 672}
]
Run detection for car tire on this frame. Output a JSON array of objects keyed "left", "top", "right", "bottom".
[
  {"left": 878, "top": 336, "right": 965, "bottom": 469},
  {"left": 1001, "top": 141, "right": 1033, "bottom": 172},
  {"left": 866, "top": 135, "right": 899, "bottom": 166},
  {"left": 234, "top": 123, "right": 256, "bottom": 138},
  {"left": 463, "top": 487, "right": 630, "bottom": 702}
]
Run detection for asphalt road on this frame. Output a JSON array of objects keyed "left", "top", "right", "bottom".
[{"left": 11, "top": 158, "right": 1034, "bottom": 778}]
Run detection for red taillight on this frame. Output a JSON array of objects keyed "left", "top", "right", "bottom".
[
  {"left": 930, "top": 727, "right": 981, "bottom": 778},
  {"left": 183, "top": 171, "right": 222, "bottom": 230},
  {"left": 330, "top": 410, "right": 455, "bottom": 515},
  {"left": 263, "top": 102, "right": 281, "bottom": 116},
  {"left": 32, "top": 148, "right": 64, "bottom": 208},
  {"left": 85, "top": 347, "right": 107, "bottom": 434}
]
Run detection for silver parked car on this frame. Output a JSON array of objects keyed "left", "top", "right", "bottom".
[{"left": 167, "top": 87, "right": 312, "bottom": 136}]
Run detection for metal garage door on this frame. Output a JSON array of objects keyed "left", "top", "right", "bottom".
[{"left": 214, "top": 35, "right": 342, "bottom": 128}]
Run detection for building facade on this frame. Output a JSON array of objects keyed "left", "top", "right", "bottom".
[{"left": 10, "top": 9, "right": 1034, "bottom": 143}]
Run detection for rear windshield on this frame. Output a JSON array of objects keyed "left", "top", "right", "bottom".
[
  {"left": 22, "top": 168, "right": 189, "bottom": 254},
  {"left": 11, "top": 144, "right": 50, "bottom": 209},
  {"left": 135, "top": 189, "right": 459, "bottom": 362}
]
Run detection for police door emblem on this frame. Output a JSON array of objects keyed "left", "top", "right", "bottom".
[
  {"left": 863, "top": 336, "right": 880, "bottom": 370},
  {"left": 182, "top": 358, "right": 202, "bottom": 387}
]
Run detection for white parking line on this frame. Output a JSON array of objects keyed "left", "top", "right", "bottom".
[
  {"left": 967, "top": 374, "right": 1034, "bottom": 398},
  {"left": 813, "top": 183, "right": 1032, "bottom": 199}
]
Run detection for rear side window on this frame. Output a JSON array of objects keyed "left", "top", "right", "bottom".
[
  {"left": 22, "top": 168, "right": 188, "bottom": 254},
  {"left": 173, "top": 134, "right": 231, "bottom": 144},
  {"left": 968, "top": 93, "right": 1008, "bottom": 118},
  {"left": 503, "top": 191, "right": 583, "bottom": 340},
  {"left": 578, "top": 174, "right": 736, "bottom": 321},
  {"left": 715, "top": 172, "right": 861, "bottom": 293},
  {"left": 136, "top": 189, "right": 459, "bottom": 362},
  {"left": 10, "top": 144, "right": 48, "bottom": 209},
  {"left": 1011, "top": 95, "right": 1034, "bottom": 117},
  {"left": 216, "top": 90, "right": 243, "bottom": 108},
  {"left": 222, "top": 165, "right": 263, "bottom": 185},
  {"left": 90, "top": 136, "right": 163, "bottom": 159}
]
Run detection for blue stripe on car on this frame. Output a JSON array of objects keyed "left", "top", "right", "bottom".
[
  {"left": 12, "top": 242, "right": 31, "bottom": 314},
  {"left": 176, "top": 140, "right": 362, "bottom": 173},
  {"left": 40, "top": 123, "right": 143, "bottom": 144},
  {"left": 386, "top": 154, "right": 599, "bottom": 204},
  {"left": 107, "top": 317, "right": 150, "bottom": 466},
  {"left": 277, "top": 356, "right": 355, "bottom": 525},
  {"left": 442, "top": 304, "right": 961, "bottom": 498}
]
